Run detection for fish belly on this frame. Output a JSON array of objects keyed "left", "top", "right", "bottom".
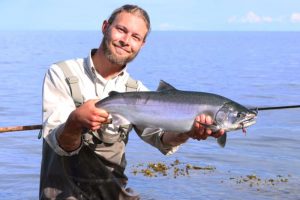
[{"left": 108, "top": 102, "right": 199, "bottom": 133}]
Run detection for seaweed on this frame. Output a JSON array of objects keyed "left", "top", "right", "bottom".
[
  {"left": 227, "top": 174, "right": 291, "bottom": 190},
  {"left": 131, "top": 159, "right": 215, "bottom": 178}
]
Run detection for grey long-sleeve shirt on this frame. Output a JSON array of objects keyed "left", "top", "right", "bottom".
[{"left": 40, "top": 49, "right": 179, "bottom": 200}]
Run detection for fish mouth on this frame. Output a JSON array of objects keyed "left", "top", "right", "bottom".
[{"left": 239, "top": 113, "right": 257, "bottom": 133}]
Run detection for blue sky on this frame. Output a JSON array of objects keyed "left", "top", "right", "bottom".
[{"left": 1, "top": 0, "right": 300, "bottom": 31}]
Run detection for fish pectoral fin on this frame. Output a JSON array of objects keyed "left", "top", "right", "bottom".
[
  {"left": 156, "top": 80, "right": 177, "bottom": 91},
  {"left": 196, "top": 121, "right": 226, "bottom": 147},
  {"left": 110, "top": 113, "right": 131, "bottom": 125},
  {"left": 217, "top": 133, "right": 227, "bottom": 148}
]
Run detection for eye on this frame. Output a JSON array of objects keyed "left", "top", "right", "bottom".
[
  {"left": 132, "top": 34, "right": 142, "bottom": 42},
  {"left": 237, "top": 112, "right": 245, "bottom": 118},
  {"left": 117, "top": 27, "right": 125, "bottom": 33},
  {"left": 115, "top": 25, "right": 127, "bottom": 33}
]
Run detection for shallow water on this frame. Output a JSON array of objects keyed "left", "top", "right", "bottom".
[{"left": 0, "top": 31, "right": 299, "bottom": 199}]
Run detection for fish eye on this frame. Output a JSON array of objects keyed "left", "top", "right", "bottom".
[{"left": 237, "top": 112, "right": 245, "bottom": 118}]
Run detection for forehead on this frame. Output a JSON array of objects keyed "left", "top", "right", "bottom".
[{"left": 112, "top": 12, "right": 148, "bottom": 37}]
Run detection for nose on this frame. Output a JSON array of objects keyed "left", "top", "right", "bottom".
[{"left": 120, "top": 34, "right": 130, "bottom": 46}]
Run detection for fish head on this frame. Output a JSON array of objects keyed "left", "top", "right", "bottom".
[{"left": 215, "top": 102, "right": 257, "bottom": 132}]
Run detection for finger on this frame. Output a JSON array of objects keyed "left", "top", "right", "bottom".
[
  {"left": 85, "top": 99, "right": 100, "bottom": 106},
  {"left": 194, "top": 122, "right": 201, "bottom": 130},
  {"left": 211, "top": 132, "right": 220, "bottom": 138},
  {"left": 94, "top": 108, "right": 109, "bottom": 118},
  {"left": 83, "top": 120, "right": 100, "bottom": 130},
  {"left": 99, "top": 116, "right": 109, "bottom": 123},
  {"left": 194, "top": 127, "right": 206, "bottom": 140},
  {"left": 194, "top": 116, "right": 201, "bottom": 126},
  {"left": 90, "top": 124, "right": 101, "bottom": 131},
  {"left": 200, "top": 114, "right": 206, "bottom": 123},
  {"left": 202, "top": 127, "right": 212, "bottom": 139},
  {"left": 211, "top": 129, "right": 225, "bottom": 138},
  {"left": 218, "top": 129, "right": 225, "bottom": 137},
  {"left": 205, "top": 115, "right": 213, "bottom": 125},
  {"left": 90, "top": 115, "right": 106, "bottom": 123},
  {"left": 206, "top": 128, "right": 212, "bottom": 136}
]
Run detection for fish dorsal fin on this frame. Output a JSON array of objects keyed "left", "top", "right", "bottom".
[
  {"left": 108, "top": 91, "right": 119, "bottom": 96},
  {"left": 156, "top": 80, "right": 177, "bottom": 91}
]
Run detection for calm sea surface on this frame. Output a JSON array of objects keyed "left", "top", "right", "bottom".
[{"left": 0, "top": 31, "right": 299, "bottom": 200}]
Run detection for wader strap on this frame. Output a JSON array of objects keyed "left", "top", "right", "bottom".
[
  {"left": 118, "top": 124, "right": 132, "bottom": 144},
  {"left": 55, "top": 61, "right": 84, "bottom": 107},
  {"left": 91, "top": 124, "right": 132, "bottom": 144},
  {"left": 125, "top": 76, "right": 138, "bottom": 92}
]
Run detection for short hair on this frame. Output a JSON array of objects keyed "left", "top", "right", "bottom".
[{"left": 107, "top": 4, "right": 151, "bottom": 38}]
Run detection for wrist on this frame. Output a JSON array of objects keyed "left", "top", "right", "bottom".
[
  {"left": 57, "top": 129, "right": 82, "bottom": 152},
  {"left": 67, "top": 110, "right": 84, "bottom": 130},
  {"left": 57, "top": 113, "right": 83, "bottom": 151},
  {"left": 179, "top": 131, "right": 191, "bottom": 140}
]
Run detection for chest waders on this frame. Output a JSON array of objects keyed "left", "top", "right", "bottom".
[{"left": 39, "top": 61, "right": 140, "bottom": 200}]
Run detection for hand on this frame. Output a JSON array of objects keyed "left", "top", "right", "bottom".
[
  {"left": 58, "top": 99, "right": 109, "bottom": 151},
  {"left": 69, "top": 99, "right": 109, "bottom": 131},
  {"left": 188, "top": 114, "right": 224, "bottom": 140}
]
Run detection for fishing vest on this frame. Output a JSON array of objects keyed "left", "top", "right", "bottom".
[
  {"left": 39, "top": 61, "right": 141, "bottom": 200},
  {"left": 56, "top": 61, "right": 138, "bottom": 144}
]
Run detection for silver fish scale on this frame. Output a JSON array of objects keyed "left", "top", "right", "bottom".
[
  {"left": 96, "top": 83, "right": 257, "bottom": 147},
  {"left": 104, "top": 90, "right": 232, "bottom": 106},
  {"left": 97, "top": 90, "right": 232, "bottom": 132}
]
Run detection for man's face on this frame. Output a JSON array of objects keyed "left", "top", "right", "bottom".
[{"left": 102, "top": 12, "right": 148, "bottom": 66}]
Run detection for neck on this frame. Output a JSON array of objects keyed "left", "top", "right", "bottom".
[{"left": 92, "top": 48, "right": 124, "bottom": 80}]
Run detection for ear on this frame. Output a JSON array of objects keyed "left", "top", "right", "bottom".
[
  {"left": 141, "top": 40, "right": 146, "bottom": 48},
  {"left": 140, "top": 36, "right": 147, "bottom": 48},
  {"left": 102, "top": 20, "right": 110, "bottom": 34}
]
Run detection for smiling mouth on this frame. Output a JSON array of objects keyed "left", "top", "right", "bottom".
[{"left": 114, "top": 44, "right": 131, "bottom": 54}]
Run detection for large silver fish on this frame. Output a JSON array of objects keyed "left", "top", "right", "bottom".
[{"left": 96, "top": 81, "right": 257, "bottom": 147}]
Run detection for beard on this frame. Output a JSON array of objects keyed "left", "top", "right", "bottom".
[{"left": 101, "top": 33, "right": 140, "bottom": 66}]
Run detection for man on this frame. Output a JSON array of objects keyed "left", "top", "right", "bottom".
[{"left": 40, "top": 4, "right": 224, "bottom": 200}]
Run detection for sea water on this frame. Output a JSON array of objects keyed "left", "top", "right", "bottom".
[{"left": 0, "top": 31, "right": 299, "bottom": 200}]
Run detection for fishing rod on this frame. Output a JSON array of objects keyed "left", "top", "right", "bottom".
[
  {"left": 0, "top": 119, "right": 113, "bottom": 134},
  {"left": 0, "top": 124, "right": 42, "bottom": 133},
  {"left": 249, "top": 105, "right": 300, "bottom": 111},
  {"left": 0, "top": 105, "right": 299, "bottom": 134}
]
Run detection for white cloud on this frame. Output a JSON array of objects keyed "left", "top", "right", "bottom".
[
  {"left": 291, "top": 13, "right": 300, "bottom": 23},
  {"left": 262, "top": 16, "right": 273, "bottom": 23},
  {"left": 228, "top": 11, "right": 273, "bottom": 24},
  {"left": 158, "top": 23, "right": 173, "bottom": 30},
  {"left": 242, "top": 11, "right": 262, "bottom": 23}
]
